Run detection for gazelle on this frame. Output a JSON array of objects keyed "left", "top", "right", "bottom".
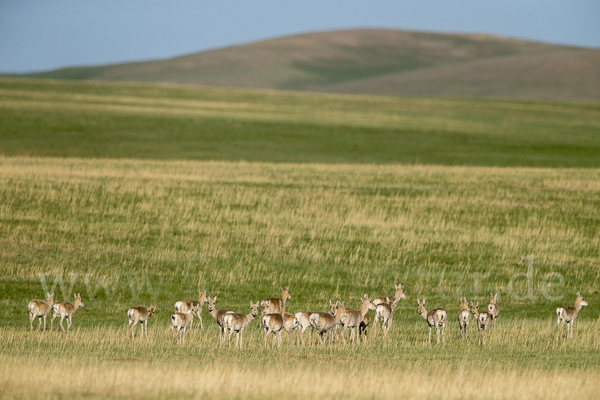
[
  {"left": 556, "top": 292, "right": 589, "bottom": 339},
  {"left": 457, "top": 297, "right": 470, "bottom": 340},
  {"left": 170, "top": 304, "right": 199, "bottom": 344},
  {"left": 417, "top": 298, "right": 447, "bottom": 344},
  {"left": 51, "top": 293, "right": 84, "bottom": 332},
  {"left": 174, "top": 290, "right": 208, "bottom": 330},
  {"left": 28, "top": 292, "right": 54, "bottom": 331},
  {"left": 358, "top": 313, "right": 371, "bottom": 341},
  {"left": 373, "top": 284, "right": 406, "bottom": 330},
  {"left": 207, "top": 296, "right": 233, "bottom": 343},
  {"left": 470, "top": 302, "right": 492, "bottom": 345},
  {"left": 223, "top": 301, "right": 260, "bottom": 349},
  {"left": 127, "top": 304, "right": 156, "bottom": 338},
  {"left": 262, "top": 296, "right": 292, "bottom": 348},
  {"left": 309, "top": 300, "right": 348, "bottom": 345},
  {"left": 342, "top": 295, "right": 373, "bottom": 343},
  {"left": 487, "top": 293, "right": 500, "bottom": 329},
  {"left": 370, "top": 297, "right": 400, "bottom": 336},
  {"left": 294, "top": 311, "right": 316, "bottom": 346},
  {"left": 261, "top": 286, "right": 291, "bottom": 315}
]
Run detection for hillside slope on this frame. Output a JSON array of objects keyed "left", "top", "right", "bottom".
[{"left": 24, "top": 29, "right": 600, "bottom": 100}]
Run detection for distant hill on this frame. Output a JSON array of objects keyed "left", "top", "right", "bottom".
[{"left": 23, "top": 29, "right": 600, "bottom": 100}]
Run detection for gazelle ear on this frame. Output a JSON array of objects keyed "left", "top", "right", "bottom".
[
  {"left": 250, "top": 301, "right": 253, "bottom": 307},
  {"left": 280, "top": 287, "right": 283, "bottom": 291},
  {"left": 286, "top": 286, "right": 289, "bottom": 290},
  {"left": 329, "top": 299, "right": 333, "bottom": 306},
  {"left": 423, "top": 298, "right": 426, "bottom": 305},
  {"left": 214, "top": 295, "right": 217, "bottom": 301},
  {"left": 416, "top": 298, "right": 420, "bottom": 304}
]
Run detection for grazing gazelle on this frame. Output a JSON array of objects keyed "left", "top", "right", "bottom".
[
  {"left": 370, "top": 297, "right": 399, "bottom": 336},
  {"left": 309, "top": 300, "right": 348, "bottom": 345},
  {"left": 261, "top": 286, "right": 291, "bottom": 315},
  {"left": 470, "top": 302, "right": 492, "bottom": 345},
  {"left": 170, "top": 304, "right": 199, "bottom": 344},
  {"left": 294, "top": 311, "right": 316, "bottom": 346},
  {"left": 174, "top": 290, "right": 208, "bottom": 330},
  {"left": 372, "top": 284, "right": 406, "bottom": 330},
  {"left": 223, "top": 301, "right": 260, "bottom": 349},
  {"left": 51, "top": 293, "right": 84, "bottom": 332},
  {"left": 207, "top": 296, "right": 233, "bottom": 343},
  {"left": 417, "top": 298, "right": 447, "bottom": 344},
  {"left": 127, "top": 304, "right": 156, "bottom": 338},
  {"left": 457, "top": 297, "right": 470, "bottom": 340},
  {"left": 342, "top": 294, "right": 373, "bottom": 343},
  {"left": 487, "top": 293, "right": 500, "bottom": 329},
  {"left": 556, "top": 292, "right": 589, "bottom": 339},
  {"left": 28, "top": 292, "right": 54, "bottom": 331}
]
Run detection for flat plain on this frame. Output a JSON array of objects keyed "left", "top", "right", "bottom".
[{"left": 0, "top": 78, "right": 599, "bottom": 399}]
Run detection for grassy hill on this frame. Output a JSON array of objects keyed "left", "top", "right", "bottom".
[{"left": 23, "top": 29, "right": 600, "bottom": 100}]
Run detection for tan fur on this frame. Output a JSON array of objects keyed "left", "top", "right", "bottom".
[
  {"left": 28, "top": 292, "right": 54, "bottom": 331},
  {"left": 223, "top": 301, "right": 259, "bottom": 349},
  {"left": 207, "top": 296, "right": 233, "bottom": 343},
  {"left": 127, "top": 304, "right": 156, "bottom": 338},
  {"left": 294, "top": 311, "right": 316, "bottom": 346},
  {"left": 262, "top": 297, "right": 291, "bottom": 347},
  {"left": 487, "top": 293, "right": 500, "bottom": 329},
  {"left": 51, "top": 293, "right": 84, "bottom": 332},
  {"left": 457, "top": 297, "right": 471, "bottom": 340},
  {"left": 170, "top": 304, "right": 199, "bottom": 344},
  {"left": 373, "top": 284, "right": 406, "bottom": 330},
  {"left": 370, "top": 297, "right": 399, "bottom": 336},
  {"left": 417, "top": 298, "right": 447, "bottom": 344},
  {"left": 174, "top": 290, "right": 208, "bottom": 330},
  {"left": 261, "top": 286, "right": 291, "bottom": 315},
  {"left": 342, "top": 295, "right": 373, "bottom": 343},
  {"left": 556, "top": 292, "right": 589, "bottom": 339},
  {"left": 308, "top": 300, "right": 348, "bottom": 345},
  {"left": 471, "top": 302, "right": 492, "bottom": 345}
]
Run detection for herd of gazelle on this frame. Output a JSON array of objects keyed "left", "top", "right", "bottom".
[{"left": 27, "top": 287, "right": 590, "bottom": 346}]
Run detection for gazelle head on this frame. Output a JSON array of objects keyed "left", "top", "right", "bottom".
[
  {"left": 460, "top": 297, "right": 469, "bottom": 310},
  {"left": 191, "top": 303, "right": 200, "bottom": 317},
  {"left": 208, "top": 296, "right": 217, "bottom": 312},
  {"left": 329, "top": 300, "right": 338, "bottom": 316},
  {"left": 280, "top": 286, "right": 291, "bottom": 301},
  {"left": 260, "top": 300, "right": 270, "bottom": 315},
  {"left": 336, "top": 302, "right": 347, "bottom": 319},
  {"left": 490, "top": 293, "right": 498, "bottom": 304},
  {"left": 395, "top": 284, "right": 407, "bottom": 300},
  {"left": 575, "top": 292, "right": 589, "bottom": 308},
  {"left": 198, "top": 290, "right": 208, "bottom": 305},
  {"left": 417, "top": 298, "right": 427, "bottom": 315},
  {"left": 361, "top": 294, "right": 375, "bottom": 310},
  {"left": 148, "top": 304, "right": 156, "bottom": 317},
  {"left": 46, "top": 292, "right": 55, "bottom": 305},
  {"left": 250, "top": 301, "right": 259, "bottom": 317},
  {"left": 74, "top": 293, "right": 84, "bottom": 309},
  {"left": 470, "top": 301, "right": 479, "bottom": 315}
]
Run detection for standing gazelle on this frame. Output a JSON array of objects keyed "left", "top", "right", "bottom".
[
  {"left": 417, "top": 298, "right": 447, "bottom": 344},
  {"left": 28, "top": 292, "right": 54, "bottom": 331},
  {"left": 51, "top": 293, "right": 84, "bottom": 332},
  {"left": 170, "top": 304, "right": 199, "bottom": 344},
  {"left": 223, "top": 301, "right": 260, "bottom": 349},
  {"left": 261, "top": 286, "right": 291, "bottom": 315},
  {"left": 309, "top": 300, "right": 348, "bottom": 345},
  {"left": 556, "top": 292, "right": 589, "bottom": 339},
  {"left": 370, "top": 297, "right": 399, "bottom": 336},
  {"left": 487, "top": 293, "right": 500, "bottom": 329},
  {"left": 174, "top": 290, "right": 208, "bottom": 330},
  {"left": 457, "top": 297, "right": 470, "bottom": 340},
  {"left": 372, "top": 284, "right": 406, "bottom": 330},
  {"left": 342, "top": 294, "right": 374, "bottom": 343},
  {"left": 471, "top": 301, "right": 492, "bottom": 345},
  {"left": 207, "top": 296, "right": 233, "bottom": 343},
  {"left": 127, "top": 304, "right": 156, "bottom": 338}
]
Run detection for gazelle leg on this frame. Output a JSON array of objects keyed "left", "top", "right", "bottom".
[{"left": 428, "top": 326, "right": 432, "bottom": 343}]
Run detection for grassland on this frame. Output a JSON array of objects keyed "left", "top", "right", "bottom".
[
  {"left": 1, "top": 79, "right": 600, "bottom": 399},
  {"left": 1, "top": 79, "right": 600, "bottom": 166},
  {"left": 1, "top": 157, "right": 600, "bottom": 399}
]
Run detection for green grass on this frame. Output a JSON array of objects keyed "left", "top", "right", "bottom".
[
  {"left": 1, "top": 79, "right": 599, "bottom": 166},
  {"left": 1, "top": 78, "right": 600, "bottom": 398}
]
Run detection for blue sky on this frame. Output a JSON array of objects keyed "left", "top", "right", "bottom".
[{"left": 1, "top": 0, "right": 599, "bottom": 73}]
